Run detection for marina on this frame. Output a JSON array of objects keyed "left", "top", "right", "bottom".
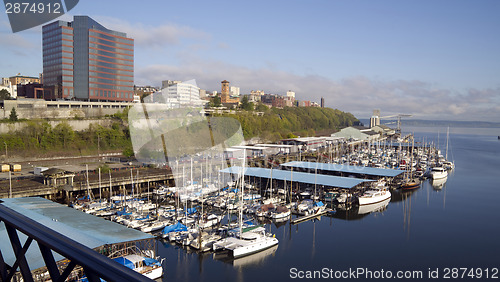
[
  {"left": 2, "top": 127, "right": 499, "bottom": 281},
  {"left": 157, "top": 128, "right": 500, "bottom": 282}
]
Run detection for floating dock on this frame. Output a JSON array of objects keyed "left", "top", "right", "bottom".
[{"left": 290, "top": 208, "right": 332, "bottom": 224}]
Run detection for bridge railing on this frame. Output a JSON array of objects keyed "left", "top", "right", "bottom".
[{"left": 0, "top": 201, "right": 154, "bottom": 282}]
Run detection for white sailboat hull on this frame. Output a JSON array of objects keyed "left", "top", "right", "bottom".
[
  {"left": 141, "top": 266, "right": 163, "bottom": 280},
  {"left": 358, "top": 190, "right": 391, "bottom": 206}
]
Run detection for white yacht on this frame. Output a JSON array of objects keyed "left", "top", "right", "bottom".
[
  {"left": 113, "top": 254, "right": 163, "bottom": 280},
  {"left": 358, "top": 189, "right": 391, "bottom": 206},
  {"left": 430, "top": 166, "right": 448, "bottom": 179},
  {"left": 358, "top": 197, "right": 390, "bottom": 214},
  {"left": 212, "top": 226, "right": 279, "bottom": 258}
]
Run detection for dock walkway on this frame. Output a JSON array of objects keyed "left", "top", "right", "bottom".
[{"left": 290, "top": 208, "right": 333, "bottom": 224}]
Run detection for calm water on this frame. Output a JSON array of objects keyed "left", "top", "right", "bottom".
[{"left": 158, "top": 128, "right": 500, "bottom": 281}]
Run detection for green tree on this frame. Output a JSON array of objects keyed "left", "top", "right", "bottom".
[
  {"left": 0, "top": 89, "right": 11, "bottom": 100},
  {"left": 123, "top": 146, "right": 134, "bottom": 158},
  {"left": 53, "top": 122, "right": 75, "bottom": 148},
  {"left": 208, "top": 96, "right": 222, "bottom": 107},
  {"left": 240, "top": 96, "right": 254, "bottom": 111},
  {"left": 255, "top": 102, "right": 269, "bottom": 112},
  {"left": 9, "top": 108, "right": 18, "bottom": 121}
]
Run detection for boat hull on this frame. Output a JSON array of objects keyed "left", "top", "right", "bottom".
[
  {"left": 358, "top": 191, "right": 391, "bottom": 206},
  {"left": 231, "top": 237, "right": 279, "bottom": 258},
  {"left": 141, "top": 266, "right": 163, "bottom": 280}
]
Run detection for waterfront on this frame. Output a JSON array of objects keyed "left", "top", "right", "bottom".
[{"left": 158, "top": 127, "right": 500, "bottom": 281}]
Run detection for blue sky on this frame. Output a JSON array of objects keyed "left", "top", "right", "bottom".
[{"left": 1, "top": 0, "right": 499, "bottom": 121}]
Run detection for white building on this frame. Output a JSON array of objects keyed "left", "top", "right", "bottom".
[
  {"left": 0, "top": 80, "right": 16, "bottom": 98},
  {"left": 286, "top": 90, "right": 295, "bottom": 99},
  {"left": 149, "top": 79, "right": 207, "bottom": 108},
  {"left": 230, "top": 86, "right": 240, "bottom": 96}
]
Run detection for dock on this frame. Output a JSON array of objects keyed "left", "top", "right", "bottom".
[{"left": 290, "top": 208, "right": 333, "bottom": 224}]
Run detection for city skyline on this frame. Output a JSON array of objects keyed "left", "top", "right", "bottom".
[{"left": 1, "top": 0, "right": 499, "bottom": 121}]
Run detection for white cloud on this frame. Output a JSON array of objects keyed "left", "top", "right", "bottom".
[{"left": 93, "top": 16, "right": 210, "bottom": 48}]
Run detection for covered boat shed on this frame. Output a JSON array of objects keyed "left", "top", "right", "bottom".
[
  {"left": 280, "top": 161, "right": 404, "bottom": 180},
  {"left": 220, "top": 166, "right": 373, "bottom": 190},
  {"left": 0, "top": 197, "right": 155, "bottom": 279}
]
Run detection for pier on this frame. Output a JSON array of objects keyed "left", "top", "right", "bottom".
[
  {"left": 0, "top": 167, "right": 174, "bottom": 201},
  {"left": 290, "top": 209, "right": 332, "bottom": 224}
]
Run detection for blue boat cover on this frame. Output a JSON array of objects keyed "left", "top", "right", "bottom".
[
  {"left": 315, "top": 201, "right": 324, "bottom": 207},
  {"left": 116, "top": 207, "right": 132, "bottom": 216},
  {"left": 136, "top": 214, "right": 150, "bottom": 221},
  {"left": 113, "top": 257, "right": 134, "bottom": 270},
  {"left": 187, "top": 207, "right": 197, "bottom": 214},
  {"left": 143, "top": 257, "right": 161, "bottom": 266},
  {"left": 162, "top": 222, "right": 188, "bottom": 234}
]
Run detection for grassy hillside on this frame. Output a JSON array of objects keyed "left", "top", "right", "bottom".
[
  {"left": 224, "top": 106, "right": 358, "bottom": 141},
  {"left": 1, "top": 107, "right": 358, "bottom": 159}
]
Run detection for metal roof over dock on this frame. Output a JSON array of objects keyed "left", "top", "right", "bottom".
[
  {"left": 221, "top": 166, "right": 373, "bottom": 189},
  {"left": 280, "top": 161, "right": 404, "bottom": 178},
  {"left": 0, "top": 197, "right": 153, "bottom": 271}
]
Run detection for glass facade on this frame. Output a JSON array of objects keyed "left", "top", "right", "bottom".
[
  {"left": 42, "top": 20, "right": 74, "bottom": 99},
  {"left": 42, "top": 16, "right": 134, "bottom": 101}
]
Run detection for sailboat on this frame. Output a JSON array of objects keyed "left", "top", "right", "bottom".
[
  {"left": 401, "top": 135, "right": 421, "bottom": 190},
  {"left": 430, "top": 127, "right": 450, "bottom": 179},
  {"left": 443, "top": 127, "right": 455, "bottom": 170},
  {"left": 213, "top": 151, "right": 279, "bottom": 258}
]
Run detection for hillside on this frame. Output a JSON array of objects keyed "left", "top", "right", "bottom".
[
  {"left": 224, "top": 106, "right": 359, "bottom": 142},
  {"left": 1, "top": 107, "right": 358, "bottom": 159}
]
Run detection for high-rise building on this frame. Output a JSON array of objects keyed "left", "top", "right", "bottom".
[
  {"left": 320, "top": 97, "right": 325, "bottom": 108},
  {"left": 42, "top": 16, "right": 134, "bottom": 101}
]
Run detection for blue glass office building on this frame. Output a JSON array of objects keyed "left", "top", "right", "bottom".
[{"left": 42, "top": 16, "right": 134, "bottom": 101}]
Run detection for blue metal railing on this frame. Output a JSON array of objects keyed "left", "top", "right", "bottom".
[{"left": 0, "top": 202, "right": 155, "bottom": 282}]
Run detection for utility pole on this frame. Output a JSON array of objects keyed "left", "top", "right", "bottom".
[{"left": 9, "top": 170, "right": 12, "bottom": 198}]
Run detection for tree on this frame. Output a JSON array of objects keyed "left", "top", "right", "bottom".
[
  {"left": 208, "top": 96, "right": 222, "bottom": 107},
  {"left": 52, "top": 122, "right": 74, "bottom": 148},
  {"left": 9, "top": 108, "right": 18, "bottom": 121},
  {"left": 255, "top": 102, "right": 269, "bottom": 112},
  {"left": 0, "top": 89, "right": 11, "bottom": 100},
  {"left": 240, "top": 96, "right": 254, "bottom": 111}
]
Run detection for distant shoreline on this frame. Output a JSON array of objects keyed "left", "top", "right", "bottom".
[{"left": 359, "top": 118, "right": 500, "bottom": 128}]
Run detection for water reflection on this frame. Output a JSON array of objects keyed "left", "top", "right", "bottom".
[
  {"left": 213, "top": 244, "right": 278, "bottom": 267},
  {"left": 358, "top": 198, "right": 390, "bottom": 215},
  {"left": 431, "top": 177, "right": 447, "bottom": 190}
]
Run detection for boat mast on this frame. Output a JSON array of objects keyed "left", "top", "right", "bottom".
[
  {"left": 290, "top": 167, "right": 293, "bottom": 204},
  {"left": 239, "top": 150, "right": 246, "bottom": 238},
  {"left": 108, "top": 170, "right": 112, "bottom": 201},
  {"left": 130, "top": 169, "right": 134, "bottom": 199},
  {"left": 98, "top": 167, "right": 101, "bottom": 201},
  {"left": 314, "top": 165, "right": 317, "bottom": 204},
  {"left": 270, "top": 166, "right": 273, "bottom": 201},
  {"left": 86, "top": 164, "right": 91, "bottom": 200},
  {"left": 446, "top": 127, "right": 449, "bottom": 160}
]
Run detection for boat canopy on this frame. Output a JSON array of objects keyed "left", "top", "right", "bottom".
[
  {"left": 143, "top": 257, "right": 161, "bottom": 267},
  {"left": 162, "top": 222, "right": 188, "bottom": 234},
  {"left": 314, "top": 201, "right": 324, "bottom": 207},
  {"left": 113, "top": 257, "right": 135, "bottom": 270},
  {"left": 221, "top": 166, "right": 373, "bottom": 189},
  {"left": 281, "top": 161, "right": 404, "bottom": 178}
]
